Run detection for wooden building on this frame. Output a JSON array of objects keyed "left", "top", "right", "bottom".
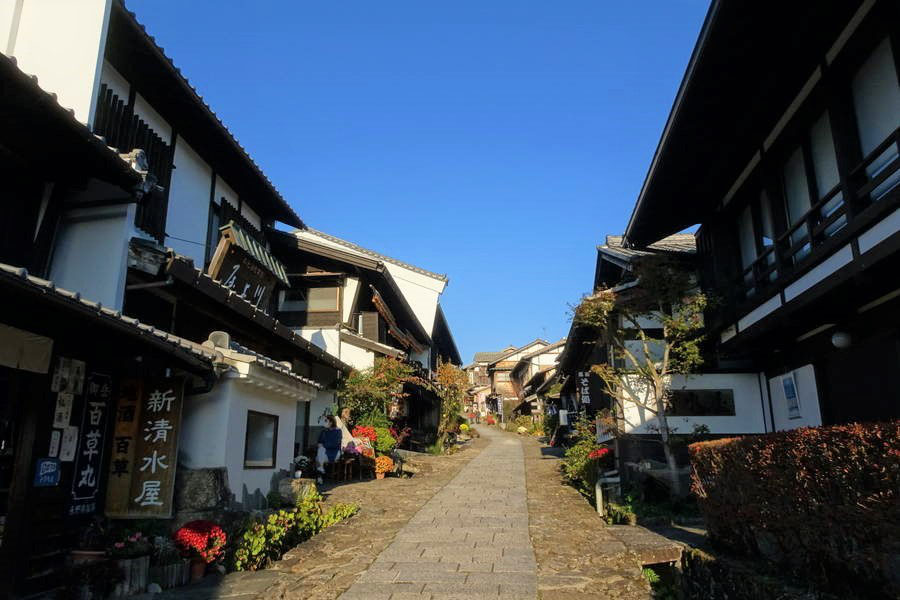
[{"left": 624, "top": 0, "right": 900, "bottom": 429}]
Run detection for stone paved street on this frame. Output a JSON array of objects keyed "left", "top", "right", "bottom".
[
  {"left": 145, "top": 426, "right": 679, "bottom": 600},
  {"left": 340, "top": 426, "right": 538, "bottom": 599}
]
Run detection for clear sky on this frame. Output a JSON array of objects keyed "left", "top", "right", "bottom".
[{"left": 128, "top": 0, "right": 709, "bottom": 363}]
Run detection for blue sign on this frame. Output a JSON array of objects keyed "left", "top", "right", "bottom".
[{"left": 34, "top": 458, "right": 61, "bottom": 487}]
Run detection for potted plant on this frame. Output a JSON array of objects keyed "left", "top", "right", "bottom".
[
  {"left": 107, "top": 530, "right": 152, "bottom": 596},
  {"left": 149, "top": 535, "right": 190, "bottom": 590},
  {"left": 70, "top": 519, "right": 108, "bottom": 565},
  {"left": 174, "top": 520, "right": 226, "bottom": 582},
  {"left": 374, "top": 455, "right": 394, "bottom": 479},
  {"left": 64, "top": 558, "right": 124, "bottom": 600}
]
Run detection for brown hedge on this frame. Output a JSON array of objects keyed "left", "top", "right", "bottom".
[{"left": 689, "top": 422, "right": 900, "bottom": 599}]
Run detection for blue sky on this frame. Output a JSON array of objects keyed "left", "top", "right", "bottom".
[{"left": 128, "top": 0, "right": 709, "bottom": 363}]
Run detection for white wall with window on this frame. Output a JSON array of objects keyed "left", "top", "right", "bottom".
[
  {"left": 618, "top": 373, "right": 768, "bottom": 435},
  {"left": 767, "top": 365, "right": 822, "bottom": 431}
]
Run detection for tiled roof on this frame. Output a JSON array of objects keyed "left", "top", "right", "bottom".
[
  {"left": 473, "top": 351, "right": 506, "bottom": 363},
  {"left": 0, "top": 263, "right": 217, "bottom": 368},
  {"left": 116, "top": 1, "right": 302, "bottom": 227},
  {"left": 488, "top": 339, "right": 551, "bottom": 365},
  {"left": 227, "top": 340, "right": 322, "bottom": 389},
  {"left": 223, "top": 221, "right": 289, "bottom": 285},
  {"left": 0, "top": 54, "right": 142, "bottom": 190},
  {"left": 599, "top": 233, "right": 696, "bottom": 262},
  {"left": 300, "top": 228, "right": 448, "bottom": 283},
  {"left": 519, "top": 338, "right": 567, "bottom": 361}
]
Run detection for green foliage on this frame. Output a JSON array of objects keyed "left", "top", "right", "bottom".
[
  {"left": 373, "top": 426, "right": 397, "bottom": 454},
  {"left": 544, "top": 411, "right": 559, "bottom": 438},
  {"left": 643, "top": 566, "right": 680, "bottom": 600},
  {"left": 229, "top": 487, "right": 359, "bottom": 572},
  {"left": 338, "top": 357, "right": 416, "bottom": 421},
  {"left": 606, "top": 501, "right": 637, "bottom": 526},
  {"left": 561, "top": 415, "right": 602, "bottom": 498},
  {"left": 356, "top": 410, "right": 392, "bottom": 429}
]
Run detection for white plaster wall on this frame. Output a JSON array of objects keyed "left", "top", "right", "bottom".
[
  {"left": 859, "top": 207, "right": 900, "bottom": 254},
  {"left": 166, "top": 137, "right": 212, "bottom": 265},
  {"left": 133, "top": 93, "right": 172, "bottom": 145},
  {"left": 99, "top": 60, "right": 129, "bottom": 102},
  {"left": 214, "top": 175, "right": 239, "bottom": 212},
  {"left": 342, "top": 277, "right": 360, "bottom": 323},
  {"left": 384, "top": 263, "right": 445, "bottom": 336},
  {"left": 340, "top": 341, "right": 375, "bottom": 371},
  {"left": 784, "top": 245, "right": 853, "bottom": 302},
  {"left": 241, "top": 202, "right": 262, "bottom": 231},
  {"left": 179, "top": 384, "right": 230, "bottom": 469},
  {"left": 10, "top": 0, "right": 111, "bottom": 125},
  {"left": 223, "top": 379, "right": 297, "bottom": 506},
  {"left": 49, "top": 204, "right": 134, "bottom": 310},
  {"left": 0, "top": 3, "right": 16, "bottom": 54},
  {"left": 298, "top": 328, "right": 340, "bottom": 357},
  {"left": 768, "top": 365, "right": 822, "bottom": 431},
  {"left": 619, "top": 373, "right": 767, "bottom": 435}
]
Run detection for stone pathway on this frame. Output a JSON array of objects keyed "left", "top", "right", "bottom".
[{"left": 339, "top": 426, "right": 538, "bottom": 599}]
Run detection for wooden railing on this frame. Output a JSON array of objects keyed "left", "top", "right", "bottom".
[
  {"left": 93, "top": 84, "right": 174, "bottom": 243},
  {"left": 740, "top": 127, "right": 899, "bottom": 298}
]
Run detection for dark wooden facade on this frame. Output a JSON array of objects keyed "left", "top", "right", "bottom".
[{"left": 624, "top": 0, "right": 900, "bottom": 428}]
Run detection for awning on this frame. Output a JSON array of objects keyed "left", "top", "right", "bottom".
[{"left": 220, "top": 221, "right": 290, "bottom": 286}]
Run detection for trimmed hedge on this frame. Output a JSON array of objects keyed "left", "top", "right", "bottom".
[{"left": 689, "top": 422, "right": 900, "bottom": 599}]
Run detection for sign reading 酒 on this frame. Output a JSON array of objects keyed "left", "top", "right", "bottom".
[{"left": 105, "top": 377, "right": 184, "bottom": 518}]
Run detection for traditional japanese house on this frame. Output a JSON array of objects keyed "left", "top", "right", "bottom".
[
  {"left": 0, "top": 3, "right": 355, "bottom": 593},
  {"left": 269, "top": 228, "right": 461, "bottom": 444},
  {"left": 486, "top": 340, "right": 549, "bottom": 419},
  {"left": 588, "top": 234, "right": 771, "bottom": 477},
  {"left": 0, "top": 50, "right": 221, "bottom": 595},
  {"left": 623, "top": 0, "right": 900, "bottom": 429},
  {"left": 509, "top": 339, "right": 566, "bottom": 416}
]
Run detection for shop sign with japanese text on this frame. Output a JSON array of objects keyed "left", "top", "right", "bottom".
[
  {"left": 69, "top": 373, "right": 111, "bottom": 516},
  {"left": 105, "top": 377, "right": 184, "bottom": 518}
]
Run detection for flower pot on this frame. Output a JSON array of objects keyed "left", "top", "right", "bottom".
[
  {"left": 149, "top": 559, "right": 190, "bottom": 589},
  {"left": 111, "top": 555, "right": 150, "bottom": 597},
  {"left": 190, "top": 558, "right": 207, "bottom": 582},
  {"left": 376, "top": 472, "right": 385, "bottom": 479}
]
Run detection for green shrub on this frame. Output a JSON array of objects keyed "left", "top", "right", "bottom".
[
  {"left": 229, "top": 487, "right": 359, "bottom": 572},
  {"left": 562, "top": 415, "right": 601, "bottom": 497},
  {"left": 690, "top": 421, "right": 900, "bottom": 598},
  {"left": 357, "top": 411, "right": 392, "bottom": 429},
  {"left": 606, "top": 501, "right": 637, "bottom": 526},
  {"left": 373, "top": 426, "right": 397, "bottom": 454}
]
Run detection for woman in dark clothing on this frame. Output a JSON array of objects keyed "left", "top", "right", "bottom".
[{"left": 316, "top": 415, "right": 342, "bottom": 483}]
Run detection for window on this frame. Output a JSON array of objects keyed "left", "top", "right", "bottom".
[
  {"left": 668, "top": 389, "right": 736, "bottom": 416},
  {"left": 736, "top": 190, "right": 778, "bottom": 295},
  {"left": 277, "top": 287, "right": 339, "bottom": 312},
  {"left": 307, "top": 287, "right": 339, "bottom": 312},
  {"left": 851, "top": 37, "right": 900, "bottom": 200},
  {"left": 782, "top": 373, "right": 801, "bottom": 419},
  {"left": 244, "top": 411, "right": 278, "bottom": 468},
  {"left": 205, "top": 200, "right": 221, "bottom": 267},
  {"left": 495, "top": 373, "right": 510, "bottom": 382}
]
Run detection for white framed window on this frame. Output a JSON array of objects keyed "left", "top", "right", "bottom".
[{"left": 244, "top": 411, "right": 278, "bottom": 468}]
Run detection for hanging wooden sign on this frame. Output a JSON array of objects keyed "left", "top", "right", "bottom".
[
  {"left": 68, "top": 372, "right": 112, "bottom": 516},
  {"left": 105, "top": 377, "right": 184, "bottom": 519},
  {"left": 207, "top": 223, "right": 283, "bottom": 309}
]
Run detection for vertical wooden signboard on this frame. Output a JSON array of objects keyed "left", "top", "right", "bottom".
[
  {"left": 105, "top": 377, "right": 184, "bottom": 518},
  {"left": 68, "top": 372, "right": 111, "bottom": 516}
]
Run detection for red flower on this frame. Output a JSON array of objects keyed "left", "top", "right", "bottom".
[
  {"left": 352, "top": 426, "right": 377, "bottom": 442},
  {"left": 589, "top": 448, "right": 611, "bottom": 460},
  {"left": 174, "top": 520, "right": 226, "bottom": 564}
]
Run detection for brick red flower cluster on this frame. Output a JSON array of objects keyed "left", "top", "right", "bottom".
[
  {"left": 351, "top": 425, "right": 377, "bottom": 442},
  {"left": 174, "top": 520, "right": 226, "bottom": 563},
  {"left": 588, "top": 448, "right": 611, "bottom": 460}
]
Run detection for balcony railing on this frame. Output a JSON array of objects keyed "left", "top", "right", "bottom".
[
  {"left": 93, "top": 83, "right": 174, "bottom": 243},
  {"left": 740, "top": 127, "right": 899, "bottom": 299}
]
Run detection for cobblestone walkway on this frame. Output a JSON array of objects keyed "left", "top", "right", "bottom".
[{"left": 340, "top": 426, "right": 538, "bottom": 599}]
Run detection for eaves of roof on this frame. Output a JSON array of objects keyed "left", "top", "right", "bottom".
[
  {"left": 0, "top": 263, "right": 215, "bottom": 374},
  {"left": 0, "top": 53, "right": 142, "bottom": 191},
  {"left": 300, "top": 228, "right": 448, "bottom": 283},
  {"left": 338, "top": 328, "right": 406, "bottom": 360},
  {"left": 227, "top": 340, "right": 322, "bottom": 389},
  {"left": 165, "top": 254, "right": 352, "bottom": 374},
  {"left": 113, "top": 0, "right": 302, "bottom": 227},
  {"left": 488, "top": 338, "right": 551, "bottom": 366}
]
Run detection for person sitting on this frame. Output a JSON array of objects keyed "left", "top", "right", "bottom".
[{"left": 316, "top": 415, "right": 342, "bottom": 483}]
